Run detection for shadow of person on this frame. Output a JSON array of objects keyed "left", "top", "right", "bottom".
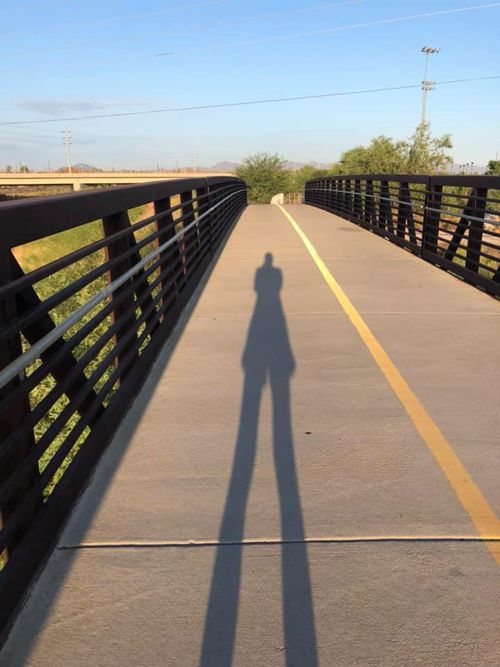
[{"left": 200, "top": 253, "right": 318, "bottom": 667}]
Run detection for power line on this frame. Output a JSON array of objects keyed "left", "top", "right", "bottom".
[
  {"left": 12, "top": 0, "right": 363, "bottom": 57},
  {"left": 1, "top": 75, "right": 498, "bottom": 127},
  {"left": 223, "top": 2, "right": 500, "bottom": 49}
]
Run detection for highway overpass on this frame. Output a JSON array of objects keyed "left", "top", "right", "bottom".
[{"left": 0, "top": 171, "right": 232, "bottom": 191}]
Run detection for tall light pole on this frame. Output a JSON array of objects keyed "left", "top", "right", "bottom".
[
  {"left": 62, "top": 128, "right": 73, "bottom": 173},
  {"left": 420, "top": 46, "right": 440, "bottom": 124}
]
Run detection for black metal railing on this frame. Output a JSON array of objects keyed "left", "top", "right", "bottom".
[
  {"left": 0, "top": 176, "right": 247, "bottom": 635},
  {"left": 304, "top": 175, "right": 500, "bottom": 297}
]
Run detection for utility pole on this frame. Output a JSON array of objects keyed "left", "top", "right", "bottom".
[
  {"left": 62, "top": 129, "right": 73, "bottom": 173},
  {"left": 420, "top": 46, "right": 440, "bottom": 124}
]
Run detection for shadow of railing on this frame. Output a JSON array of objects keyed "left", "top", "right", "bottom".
[{"left": 200, "top": 253, "right": 318, "bottom": 667}]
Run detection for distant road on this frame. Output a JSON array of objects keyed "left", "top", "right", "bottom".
[{"left": 0, "top": 171, "right": 232, "bottom": 192}]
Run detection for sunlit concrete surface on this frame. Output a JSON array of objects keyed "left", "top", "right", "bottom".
[{"left": 1, "top": 204, "right": 499, "bottom": 666}]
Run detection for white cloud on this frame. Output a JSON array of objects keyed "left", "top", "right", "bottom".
[{"left": 15, "top": 99, "right": 149, "bottom": 116}]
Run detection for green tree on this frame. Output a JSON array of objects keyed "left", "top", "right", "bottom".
[
  {"left": 406, "top": 123, "right": 452, "bottom": 174},
  {"left": 20, "top": 165, "right": 30, "bottom": 173},
  {"left": 292, "top": 165, "right": 330, "bottom": 192},
  {"left": 485, "top": 160, "right": 500, "bottom": 175},
  {"left": 331, "top": 136, "right": 407, "bottom": 175},
  {"left": 236, "top": 153, "right": 292, "bottom": 203},
  {"left": 329, "top": 123, "right": 453, "bottom": 175},
  {"left": 6, "top": 165, "right": 12, "bottom": 172}
]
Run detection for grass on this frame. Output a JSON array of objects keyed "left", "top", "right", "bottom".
[
  {"left": 448, "top": 246, "right": 499, "bottom": 281},
  {"left": 1, "top": 195, "right": 195, "bottom": 571},
  {"left": 7, "top": 206, "right": 151, "bottom": 512}
]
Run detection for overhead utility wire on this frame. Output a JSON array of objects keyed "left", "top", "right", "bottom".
[
  {"left": 234, "top": 2, "right": 500, "bottom": 45},
  {"left": 155, "top": 2, "right": 500, "bottom": 54},
  {"left": 11, "top": 0, "right": 363, "bottom": 56},
  {"left": 1, "top": 76, "right": 499, "bottom": 127}
]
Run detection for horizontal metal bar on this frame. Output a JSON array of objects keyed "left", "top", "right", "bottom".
[
  {"left": 0, "top": 233, "right": 190, "bottom": 420},
  {"left": 0, "top": 177, "right": 244, "bottom": 247},
  {"left": 0, "top": 189, "right": 213, "bottom": 299},
  {"left": 305, "top": 187, "right": 426, "bottom": 209},
  {"left": 0, "top": 231, "right": 223, "bottom": 528},
  {"left": 308, "top": 188, "right": 499, "bottom": 229},
  {"left": 0, "top": 188, "right": 245, "bottom": 391},
  {"left": 307, "top": 174, "right": 500, "bottom": 188},
  {"left": 426, "top": 206, "right": 493, "bottom": 225}
]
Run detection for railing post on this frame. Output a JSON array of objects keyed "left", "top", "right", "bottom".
[
  {"left": 202, "top": 180, "right": 215, "bottom": 255},
  {"left": 180, "top": 189, "right": 197, "bottom": 279},
  {"left": 354, "top": 179, "right": 362, "bottom": 221},
  {"left": 345, "top": 179, "right": 353, "bottom": 219},
  {"left": 397, "top": 182, "right": 416, "bottom": 244},
  {"left": 379, "top": 180, "right": 392, "bottom": 233},
  {"left": 194, "top": 184, "right": 211, "bottom": 255},
  {"left": 422, "top": 179, "right": 442, "bottom": 256},
  {"left": 444, "top": 187, "right": 485, "bottom": 265},
  {"left": 325, "top": 180, "right": 332, "bottom": 211},
  {"left": 333, "top": 178, "right": 340, "bottom": 213},
  {"left": 466, "top": 187, "right": 487, "bottom": 274},
  {"left": 365, "top": 179, "right": 375, "bottom": 227},
  {"left": 154, "top": 196, "right": 183, "bottom": 323},
  {"left": 337, "top": 178, "right": 344, "bottom": 216},
  {"left": 102, "top": 211, "right": 138, "bottom": 371},
  {"left": 0, "top": 250, "right": 39, "bottom": 563},
  {"left": 208, "top": 183, "right": 222, "bottom": 241}
]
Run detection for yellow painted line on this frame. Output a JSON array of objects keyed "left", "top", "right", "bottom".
[{"left": 276, "top": 204, "right": 500, "bottom": 565}]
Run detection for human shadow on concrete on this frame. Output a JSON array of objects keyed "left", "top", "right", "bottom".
[{"left": 200, "top": 253, "right": 318, "bottom": 667}]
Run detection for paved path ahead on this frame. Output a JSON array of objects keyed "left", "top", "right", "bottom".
[{"left": 2, "top": 204, "right": 499, "bottom": 666}]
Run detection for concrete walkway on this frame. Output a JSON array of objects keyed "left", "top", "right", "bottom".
[{"left": 2, "top": 204, "right": 499, "bottom": 666}]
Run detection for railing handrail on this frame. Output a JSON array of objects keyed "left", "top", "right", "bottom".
[
  {"left": 0, "top": 175, "right": 247, "bottom": 639},
  {"left": 0, "top": 176, "right": 245, "bottom": 248},
  {"left": 305, "top": 174, "right": 500, "bottom": 188},
  {"left": 304, "top": 174, "right": 500, "bottom": 298},
  {"left": 0, "top": 188, "right": 245, "bottom": 392}
]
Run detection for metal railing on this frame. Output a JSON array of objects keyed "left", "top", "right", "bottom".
[
  {"left": 304, "top": 175, "right": 500, "bottom": 298},
  {"left": 0, "top": 176, "right": 247, "bottom": 635}
]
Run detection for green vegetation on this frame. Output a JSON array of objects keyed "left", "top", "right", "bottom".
[
  {"left": 330, "top": 123, "right": 452, "bottom": 175},
  {"left": 291, "top": 165, "right": 330, "bottom": 192},
  {"left": 449, "top": 247, "right": 499, "bottom": 281},
  {"left": 486, "top": 160, "right": 500, "bottom": 176},
  {"left": 236, "top": 153, "right": 292, "bottom": 203},
  {"left": 238, "top": 124, "right": 454, "bottom": 203},
  {"left": 1, "top": 204, "right": 161, "bottom": 571},
  {"left": 14, "top": 206, "right": 151, "bottom": 498}
]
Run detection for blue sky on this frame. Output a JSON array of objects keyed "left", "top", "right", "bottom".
[{"left": 1, "top": 0, "right": 499, "bottom": 169}]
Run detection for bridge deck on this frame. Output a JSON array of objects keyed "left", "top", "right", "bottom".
[{"left": 2, "top": 204, "right": 499, "bottom": 666}]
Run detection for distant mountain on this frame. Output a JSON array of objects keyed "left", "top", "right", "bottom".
[
  {"left": 74, "top": 163, "right": 101, "bottom": 172},
  {"left": 210, "top": 161, "right": 239, "bottom": 173},
  {"left": 56, "top": 163, "right": 101, "bottom": 173}
]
